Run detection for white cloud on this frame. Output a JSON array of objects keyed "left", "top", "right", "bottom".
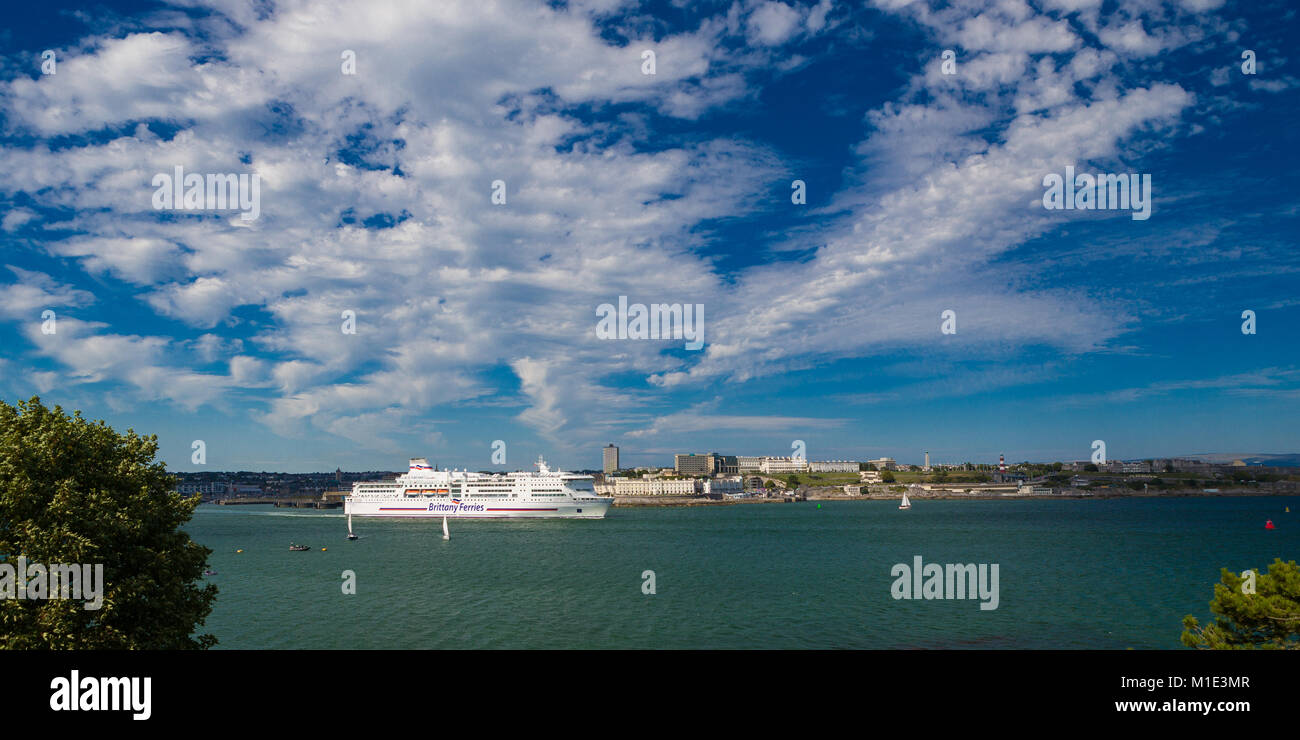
[
  {"left": 747, "top": 2, "right": 803, "bottom": 46},
  {"left": 0, "top": 0, "right": 1228, "bottom": 454}
]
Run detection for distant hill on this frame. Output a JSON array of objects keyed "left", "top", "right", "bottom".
[{"left": 1185, "top": 453, "right": 1300, "bottom": 467}]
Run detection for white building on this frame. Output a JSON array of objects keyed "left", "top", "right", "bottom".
[
  {"left": 702, "top": 477, "right": 743, "bottom": 495},
  {"left": 809, "top": 460, "right": 859, "bottom": 473},
  {"left": 760, "top": 457, "right": 809, "bottom": 474},
  {"left": 596, "top": 478, "right": 698, "bottom": 496},
  {"left": 859, "top": 470, "right": 882, "bottom": 484},
  {"left": 868, "top": 457, "right": 897, "bottom": 471},
  {"left": 736, "top": 456, "right": 765, "bottom": 473}
]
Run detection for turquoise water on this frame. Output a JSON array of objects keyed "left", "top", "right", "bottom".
[{"left": 188, "top": 497, "right": 1299, "bottom": 649}]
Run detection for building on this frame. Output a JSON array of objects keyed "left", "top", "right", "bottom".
[
  {"left": 868, "top": 457, "right": 897, "bottom": 471},
  {"left": 176, "top": 481, "right": 230, "bottom": 495},
  {"left": 736, "top": 456, "right": 765, "bottom": 473},
  {"left": 923, "top": 451, "right": 931, "bottom": 471},
  {"left": 1018, "top": 484, "right": 1055, "bottom": 496},
  {"left": 702, "top": 477, "right": 743, "bottom": 495},
  {"left": 595, "top": 478, "right": 698, "bottom": 496},
  {"left": 602, "top": 443, "right": 620, "bottom": 474},
  {"left": 808, "top": 460, "right": 859, "bottom": 473},
  {"left": 860, "top": 470, "right": 882, "bottom": 484},
  {"left": 760, "top": 456, "right": 809, "bottom": 474},
  {"left": 672, "top": 452, "right": 737, "bottom": 476},
  {"left": 674, "top": 453, "right": 715, "bottom": 476}
]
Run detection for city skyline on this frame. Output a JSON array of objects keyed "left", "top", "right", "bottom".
[{"left": 1, "top": 1, "right": 1298, "bottom": 473}]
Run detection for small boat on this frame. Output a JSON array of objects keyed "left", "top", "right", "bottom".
[
  {"left": 289, "top": 544, "right": 311, "bottom": 551},
  {"left": 442, "top": 516, "right": 450, "bottom": 540},
  {"left": 899, "top": 492, "right": 911, "bottom": 510},
  {"left": 347, "top": 510, "right": 358, "bottom": 540},
  {"left": 204, "top": 569, "right": 217, "bottom": 575},
  {"left": 1265, "top": 520, "right": 1276, "bottom": 530}
]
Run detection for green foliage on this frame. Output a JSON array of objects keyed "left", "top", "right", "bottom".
[
  {"left": 880, "top": 471, "right": 896, "bottom": 483},
  {"left": 0, "top": 396, "right": 217, "bottom": 649},
  {"left": 1181, "top": 559, "right": 1300, "bottom": 650}
]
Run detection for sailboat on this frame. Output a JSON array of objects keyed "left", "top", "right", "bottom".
[
  {"left": 347, "top": 510, "right": 358, "bottom": 540},
  {"left": 442, "top": 516, "right": 450, "bottom": 540},
  {"left": 899, "top": 491, "right": 911, "bottom": 510}
]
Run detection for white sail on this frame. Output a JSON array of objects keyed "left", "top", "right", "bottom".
[
  {"left": 347, "top": 510, "right": 354, "bottom": 535},
  {"left": 442, "top": 516, "right": 450, "bottom": 540},
  {"left": 899, "top": 492, "right": 911, "bottom": 509}
]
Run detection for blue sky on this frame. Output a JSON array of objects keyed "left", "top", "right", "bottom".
[{"left": 1, "top": 0, "right": 1297, "bottom": 472}]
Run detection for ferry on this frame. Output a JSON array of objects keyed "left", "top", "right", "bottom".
[{"left": 345, "top": 456, "right": 613, "bottom": 519}]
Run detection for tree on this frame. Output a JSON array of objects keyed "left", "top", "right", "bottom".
[
  {"left": 785, "top": 474, "right": 800, "bottom": 488},
  {"left": 880, "top": 471, "right": 896, "bottom": 483},
  {"left": 1084, "top": 463, "right": 1098, "bottom": 472},
  {"left": 1181, "top": 559, "right": 1300, "bottom": 649},
  {"left": 0, "top": 396, "right": 217, "bottom": 649}
]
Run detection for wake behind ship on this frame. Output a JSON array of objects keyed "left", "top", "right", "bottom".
[{"left": 345, "top": 456, "right": 613, "bottom": 519}]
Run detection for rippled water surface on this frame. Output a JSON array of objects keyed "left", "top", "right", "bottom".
[{"left": 188, "top": 496, "right": 1298, "bottom": 649}]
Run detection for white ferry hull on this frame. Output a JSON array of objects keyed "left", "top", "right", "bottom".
[{"left": 345, "top": 498, "right": 611, "bottom": 519}]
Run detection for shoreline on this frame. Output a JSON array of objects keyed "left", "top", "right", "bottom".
[{"left": 612, "top": 489, "right": 1296, "bottom": 507}]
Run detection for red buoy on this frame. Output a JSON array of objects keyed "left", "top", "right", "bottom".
[{"left": 1265, "top": 520, "right": 1276, "bottom": 529}]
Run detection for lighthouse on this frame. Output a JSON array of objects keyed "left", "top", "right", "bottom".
[{"left": 999, "top": 454, "right": 1006, "bottom": 473}]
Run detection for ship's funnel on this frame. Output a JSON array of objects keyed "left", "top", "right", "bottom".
[{"left": 409, "top": 458, "right": 433, "bottom": 472}]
